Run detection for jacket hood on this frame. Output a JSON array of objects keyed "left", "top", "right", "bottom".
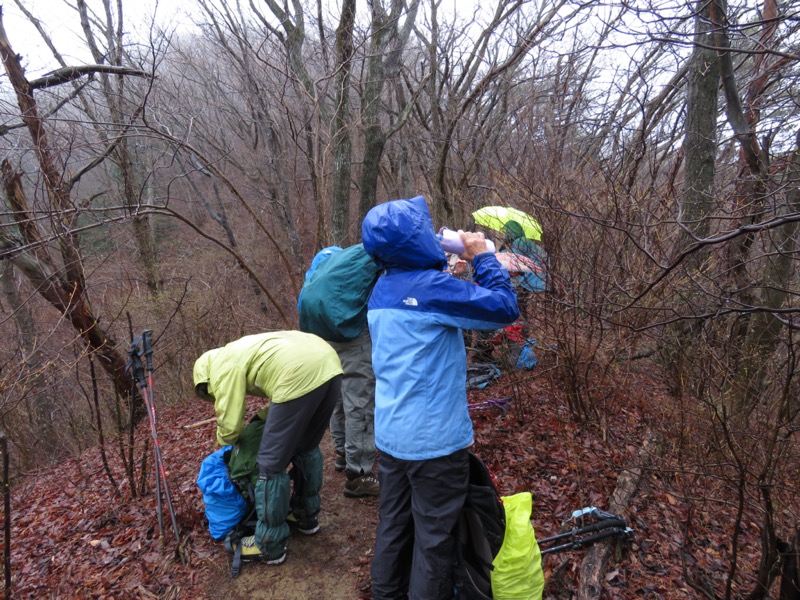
[
  {"left": 193, "top": 348, "right": 221, "bottom": 398},
  {"left": 362, "top": 196, "right": 446, "bottom": 270}
]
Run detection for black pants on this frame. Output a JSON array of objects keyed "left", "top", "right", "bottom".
[
  {"left": 371, "top": 449, "right": 469, "bottom": 600},
  {"left": 257, "top": 375, "right": 342, "bottom": 475}
]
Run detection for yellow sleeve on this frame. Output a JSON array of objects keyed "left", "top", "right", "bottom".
[{"left": 211, "top": 365, "right": 248, "bottom": 446}]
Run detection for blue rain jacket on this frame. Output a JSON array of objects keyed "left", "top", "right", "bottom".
[{"left": 362, "top": 196, "right": 519, "bottom": 460}]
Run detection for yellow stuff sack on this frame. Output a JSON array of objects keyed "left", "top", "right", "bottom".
[{"left": 491, "top": 492, "right": 545, "bottom": 600}]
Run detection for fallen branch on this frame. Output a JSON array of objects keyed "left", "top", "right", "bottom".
[
  {"left": 180, "top": 417, "right": 216, "bottom": 430},
  {"left": 29, "top": 65, "right": 150, "bottom": 89},
  {"left": 576, "top": 428, "right": 661, "bottom": 600}
]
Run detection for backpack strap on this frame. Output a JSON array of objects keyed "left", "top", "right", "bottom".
[
  {"left": 226, "top": 535, "right": 244, "bottom": 579},
  {"left": 225, "top": 481, "right": 258, "bottom": 579}
]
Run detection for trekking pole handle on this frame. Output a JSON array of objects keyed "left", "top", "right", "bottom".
[
  {"left": 127, "top": 336, "right": 147, "bottom": 388},
  {"left": 571, "top": 506, "right": 619, "bottom": 521},
  {"left": 142, "top": 330, "right": 154, "bottom": 373}
]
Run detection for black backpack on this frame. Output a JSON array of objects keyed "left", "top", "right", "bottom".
[{"left": 453, "top": 452, "right": 507, "bottom": 599}]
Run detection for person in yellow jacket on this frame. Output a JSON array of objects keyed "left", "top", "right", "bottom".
[{"left": 193, "top": 331, "right": 343, "bottom": 564}]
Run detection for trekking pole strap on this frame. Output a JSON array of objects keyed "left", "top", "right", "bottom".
[
  {"left": 126, "top": 337, "right": 146, "bottom": 389},
  {"left": 228, "top": 539, "right": 243, "bottom": 579},
  {"left": 142, "top": 329, "right": 153, "bottom": 373}
]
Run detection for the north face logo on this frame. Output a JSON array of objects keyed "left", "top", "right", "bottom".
[{"left": 403, "top": 297, "right": 418, "bottom": 306}]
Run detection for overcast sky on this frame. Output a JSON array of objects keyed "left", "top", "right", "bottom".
[
  {"left": 3, "top": 0, "right": 475, "bottom": 78},
  {"left": 3, "top": 0, "right": 200, "bottom": 76}
]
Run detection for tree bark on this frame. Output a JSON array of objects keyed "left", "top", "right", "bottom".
[
  {"left": 358, "top": 0, "right": 420, "bottom": 225},
  {"left": 680, "top": 0, "right": 719, "bottom": 244},
  {"left": 330, "top": 0, "right": 357, "bottom": 245}
]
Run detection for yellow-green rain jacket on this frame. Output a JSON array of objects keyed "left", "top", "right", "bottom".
[{"left": 193, "top": 331, "right": 343, "bottom": 446}]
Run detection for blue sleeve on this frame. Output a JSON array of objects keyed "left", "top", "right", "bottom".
[{"left": 427, "top": 254, "right": 519, "bottom": 330}]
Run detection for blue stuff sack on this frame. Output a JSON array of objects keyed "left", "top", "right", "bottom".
[
  {"left": 516, "top": 339, "right": 537, "bottom": 370},
  {"left": 196, "top": 447, "right": 248, "bottom": 540}
]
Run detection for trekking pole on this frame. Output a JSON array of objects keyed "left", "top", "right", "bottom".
[
  {"left": 128, "top": 331, "right": 180, "bottom": 543},
  {"left": 126, "top": 340, "right": 160, "bottom": 531},
  {"left": 141, "top": 331, "right": 180, "bottom": 542},
  {"left": 538, "top": 506, "right": 631, "bottom": 556}
]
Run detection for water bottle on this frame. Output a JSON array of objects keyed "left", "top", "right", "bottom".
[{"left": 438, "top": 227, "right": 495, "bottom": 254}]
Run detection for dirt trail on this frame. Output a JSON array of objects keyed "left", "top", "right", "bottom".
[{"left": 206, "top": 434, "right": 379, "bottom": 599}]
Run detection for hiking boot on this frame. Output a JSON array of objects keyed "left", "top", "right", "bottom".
[
  {"left": 344, "top": 473, "right": 380, "bottom": 498},
  {"left": 287, "top": 513, "right": 320, "bottom": 536},
  {"left": 239, "top": 536, "right": 286, "bottom": 565},
  {"left": 334, "top": 451, "right": 346, "bottom": 472}
]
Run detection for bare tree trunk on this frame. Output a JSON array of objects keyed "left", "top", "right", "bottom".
[
  {"left": 330, "top": 0, "right": 356, "bottom": 246},
  {"left": 662, "top": 0, "right": 721, "bottom": 397},
  {"left": 121, "top": 148, "right": 163, "bottom": 296},
  {"left": 707, "top": 0, "right": 788, "bottom": 412},
  {"left": 680, "top": 0, "right": 719, "bottom": 245},
  {"left": 0, "top": 15, "right": 140, "bottom": 424},
  {"left": 75, "top": 0, "right": 163, "bottom": 298},
  {"left": 731, "top": 138, "right": 800, "bottom": 411},
  {"left": 254, "top": 0, "right": 332, "bottom": 250},
  {"left": 577, "top": 430, "right": 660, "bottom": 599},
  {"left": 779, "top": 525, "right": 800, "bottom": 600},
  {"left": 359, "top": 2, "right": 390, "bottom": 222},
  {"left": 358, "top": 0, "right": 420, "bottom": 225},
  {"left": 1, "top": 427, "right": 10, "bottom": 598}
]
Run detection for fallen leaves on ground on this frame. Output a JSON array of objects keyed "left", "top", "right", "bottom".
[{"left": 5, "top": 361, "right": 793, "bottom": 599}]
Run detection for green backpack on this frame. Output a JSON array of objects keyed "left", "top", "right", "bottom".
[
  {"left": 223, "top": 419, "right": 264, "bottom": 578},
  {"left": 225, "top": 418, "right": 264, "bottom": 493}
]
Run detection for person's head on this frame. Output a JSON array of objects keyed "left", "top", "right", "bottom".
[
  {"left": 193, "top": 348, "right": 220, "bottom": 402},
  {"left": 501, "top": 220, "right": 525, "bottom": 241},
  {"left": 194, "top": 382, "right": 214, "bottom": 402},
  {"left": 362, "top": 195, "right": 446, "bottom": 271}
]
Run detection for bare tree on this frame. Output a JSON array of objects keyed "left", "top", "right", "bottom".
[
  {"left": 412, "top": 0, "right": 580, "bottom": 219},
  {"left": 357, "top": 0, "right": 420, "bottom": 223},
  {"left": 0, "top": 11, "right": 148, "bottom": 427}
]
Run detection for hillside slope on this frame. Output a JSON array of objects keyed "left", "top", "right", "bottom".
[{"left": 6, "top": 363, "right": 775, "bottom": 598}]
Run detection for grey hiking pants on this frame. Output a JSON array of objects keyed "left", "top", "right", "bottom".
[
  {"left": 328, "top": 328, "right": 377, "bottom": 475},
  {"left": 371, "top": 449, "right": 470, "bottom": 600}
]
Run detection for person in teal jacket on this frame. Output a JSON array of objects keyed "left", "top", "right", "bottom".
[
  {"left": 298, "top": 244, "right": 381, "bottom": 498},
  {"left": 193, "top": 331, "right": 343, "bottom": 564}
]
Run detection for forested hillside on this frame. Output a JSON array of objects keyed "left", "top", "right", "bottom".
[{"left": 1, "top": 0, "right": 798, "bottom": 598}]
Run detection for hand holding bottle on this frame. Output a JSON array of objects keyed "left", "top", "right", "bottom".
[
  {"left": 459, "top": 232, "right": 492, "bottom": 261},
  {"left": 438, "top": 227, "right": 495, "bottom": 256}
]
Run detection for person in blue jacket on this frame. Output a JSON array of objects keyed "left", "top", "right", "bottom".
[{"left": 362, "top": 196, "right": 519, "bottom": 600}]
